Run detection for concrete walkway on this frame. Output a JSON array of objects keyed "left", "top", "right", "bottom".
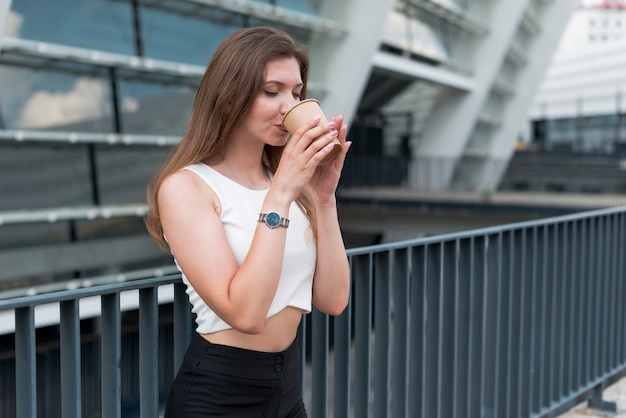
[{"left": 559, "top": 378, "right": 626, "bottom": 418}]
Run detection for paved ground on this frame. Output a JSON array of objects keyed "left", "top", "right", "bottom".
[{"left": 559, "top": 378, "right": 626, "bottom": 418}]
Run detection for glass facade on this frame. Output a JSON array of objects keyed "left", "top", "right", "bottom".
[{"left": 1, "top": 0, "right": 320, "bottom": 134}]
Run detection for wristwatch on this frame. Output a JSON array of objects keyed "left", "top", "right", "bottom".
[{"left": 258, "top": 211, "right": 290, "bottom": 229}]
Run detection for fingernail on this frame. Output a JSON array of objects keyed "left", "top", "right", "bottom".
[
  {"left": 328, "top": 121, "right": 336, "bottom": 128},
  {"left": 330, "top": 130, "right": 338, "bottom": 137},
  {"left": 313, "top": 115, "right": 321, "bottom": 122}
]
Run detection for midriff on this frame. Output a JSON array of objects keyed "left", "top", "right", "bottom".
[{"left": 201, "top": 306, "right": 305, "bottom": 352}]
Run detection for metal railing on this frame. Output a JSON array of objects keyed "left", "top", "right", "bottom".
[{"left": 2, "top": 206, "right": 626, "bottom": 417}]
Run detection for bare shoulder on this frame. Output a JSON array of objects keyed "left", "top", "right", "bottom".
[{"left": 158, "top": 169, "right": 221, "bottom": 216}]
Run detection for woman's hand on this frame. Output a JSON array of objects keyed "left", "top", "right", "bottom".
[
  {"left": 271, "top": 115, "right": 341, "bottom": 203},
  {"left": 309, "top": 114, "right": 352, "bottom": 204}
]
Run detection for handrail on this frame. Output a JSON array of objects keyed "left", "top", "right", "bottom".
[{"left": 2, "top": 206, "right": 626, "bottom": 417}]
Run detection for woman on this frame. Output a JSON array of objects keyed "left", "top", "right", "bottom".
[{"left": 145, "top": 26, "right": 351, "bottom": 417}]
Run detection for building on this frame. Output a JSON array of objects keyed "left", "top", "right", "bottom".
[
  {"left": 526, "top": 0, "right": 626, "bottom": 152},
  {"left": 0, "top": 0, "right": 579, "bottom": 292}
]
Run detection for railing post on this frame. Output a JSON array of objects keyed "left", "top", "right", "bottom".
[
  {"left": 374, "top": 251, "right": 391, "bottom": 418},
  {"left": 587, "top": 382, "right": 617, "bottom": 413},
  {"left": 353, "top": 254, "right": 373, "bottom": 418},
  {"left": 101, "top": 293, "right": 121, "bottom": 418},
  {"left": 60, "top": 299, "right": 82, "bottom": 417},
  {"left": 139, "top": 287, "right": 159, "bottom": 418},
  {"left": 311, "top": 308, "right": 329, "bottom": 418},
  {"left": 15, "top": 306, "right": 37, "bottom": 418}
]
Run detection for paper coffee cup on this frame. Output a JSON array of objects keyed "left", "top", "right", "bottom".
[{"left": 281, "top": 99, "right": 341, "bottom": 165}]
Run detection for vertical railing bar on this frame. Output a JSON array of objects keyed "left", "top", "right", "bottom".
[
  {"left": 480, "top": 235, "right": 491, "bottom": 417},
  {"left": 391, "top": 248, "right": 409, "bottom": 418},
  {"left": 493, "top": 232, "right": 504, "bottom": 418},
  {"left": 60, "top": 299, "right": 81, "bottom": 418},
  {"left": 572, "top": 220, "right": 583, "bottom": 390},
  {"left": 333, "top": 263, "right": 352, "bottom": 418},
  {"left": 373, "top": 251, "right": 391, "bottom": 418},
  {"left": 583, "top": 218, "right": 592, "bottom": 384},
  {"left": 173, "top": 282, "right": 192, "bottom": 372},
  {"left": 591, "top": 218, "right": 601, "bottom": 380},
  {"left": 516, "top": 228, "right": 528, "bottom": 418},
  {"left": 558, "top": 222, "right": 568, "bottom": 401},
  {"left": 353, "top": 254, "right": 373, "bottom": 418},
  {"left": 467, "top": 237, "right": 482, "bottom": 418},
  {"left": 618, "top": 214, "right": 626, "bottom": 365},
  {"left": 439, "top": 240, "right": 457, "bottom": 418},
  {"left": 544, "top": 223, "right": 563, "bottom": 406},
  {"left": 452, "top": 238, "right": 471, "bottom": 418},
  {"left": 408, "top": 245, "right": 425, "bottom": 417},
  {"left": 424, "top": 243, "right": 439, "bottom": 418},
  {"left": 311, "top": 308, "right": 329, "bottom": 418},
  {"left": 101, "top": 292, "right": 121, "bottom": 418},
  {"left": 451, "top": 239, "right": 463, "bottom": 418},
  {"left": 529, "top": 226, "right": 539, "bottom": 414},
  {"left": 421, "top": 244, "right": 431, "bottom": 418},
  {"left": 612, "top": 213, "right": 621, "bottom": 367},
  {"left": 606, "top": 215, "right": 617, "bottom": 370},
  {"left": 570, "top": 220, "right": 579, "bottom": 391},
  {"left": 539, "top": 226, "right": 549, "bottom": 410},
  {"left": 504, "top": 231, "right": 516, "bottom": 418},
  {"left": 297, "top": 313, "right": 307, "bottom": 398},
  {"left": 597, "top": 216, "right": 606, "bottom": 377},
  {"left": 15, "top": 306, "right": 37, "bottom": 418},
  {"left": 139, "top": 287, "right": 159, "bottom": 418},
  {"left": 435, "top": 242, "right": 445, "bottom": 418}
]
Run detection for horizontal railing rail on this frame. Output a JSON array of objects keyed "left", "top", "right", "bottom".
[{"left": 1, "top": 206, "right": 626, "bottom": 417}]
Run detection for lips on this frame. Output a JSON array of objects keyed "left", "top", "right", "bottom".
[{"left": 276, "top": 124, "right": 288, "bottom": 133}]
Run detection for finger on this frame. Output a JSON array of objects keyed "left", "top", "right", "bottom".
[
  {"left": 308, "top": 130, "right": 339, "bottom": 163},
  {"left": 290, "top": 115, "right": 323, "bottom": 143}
]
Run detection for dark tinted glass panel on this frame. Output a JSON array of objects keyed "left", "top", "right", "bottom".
[
  {"left": 117, "top": 80, "right": 194, "bottom": 136},
  {"left": 8, "top": 0, "right": 134, "bottom": 54},
  {"left": 139, "top": 6, "right": 241, "bottom": 65}
]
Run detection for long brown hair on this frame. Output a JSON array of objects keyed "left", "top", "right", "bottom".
[{"left": 145, "top": 26, "right": 317, "bottom": 250}]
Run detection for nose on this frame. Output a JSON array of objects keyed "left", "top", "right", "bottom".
[{"left": 280, "top": 95, "right": 298, "bottom": 115}]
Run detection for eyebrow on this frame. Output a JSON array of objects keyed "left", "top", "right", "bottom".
[{"left": 265, "top": 80, "right": 304, "bottom": 88}]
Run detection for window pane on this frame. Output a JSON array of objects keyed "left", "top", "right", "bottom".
[
  {"left": 117, "top": 80, "right": 194, "bottom": 136},
  {"left": 8, "top": 0, "right": 134, "bottom": 54},
  {"left": 0, "top": 65, "right": 112, "bottom": 131}
]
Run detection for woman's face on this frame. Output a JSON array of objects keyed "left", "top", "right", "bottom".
[{"left": 237, "top": 57, "right": 304, "bottom": 148}]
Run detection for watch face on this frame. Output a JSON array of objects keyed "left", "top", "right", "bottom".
[{"left": 265, "top": 212, "right": 281, "bottom": 228}]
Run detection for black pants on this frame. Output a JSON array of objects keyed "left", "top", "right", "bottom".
[{"left": 164, "top": 333, "right": 308, "bottom": 418}]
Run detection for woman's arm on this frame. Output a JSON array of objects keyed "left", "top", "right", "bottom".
[
  {"left": 311, "top": 196, "right": 350, "bottom": 316},
  {"left": 159, "top": 169, "right": 292, "bottom": 334},
  {"left": 309, "top": 115, "right": 352, "bottom": 316}
]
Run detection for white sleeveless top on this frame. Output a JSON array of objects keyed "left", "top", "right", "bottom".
[{"left": 173, "top": 163, "right": 316, "bottom": 334}]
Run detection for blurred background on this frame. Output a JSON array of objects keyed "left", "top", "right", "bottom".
[{"left": 0, "top": 0, "right": 625, "bottom": 295}]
